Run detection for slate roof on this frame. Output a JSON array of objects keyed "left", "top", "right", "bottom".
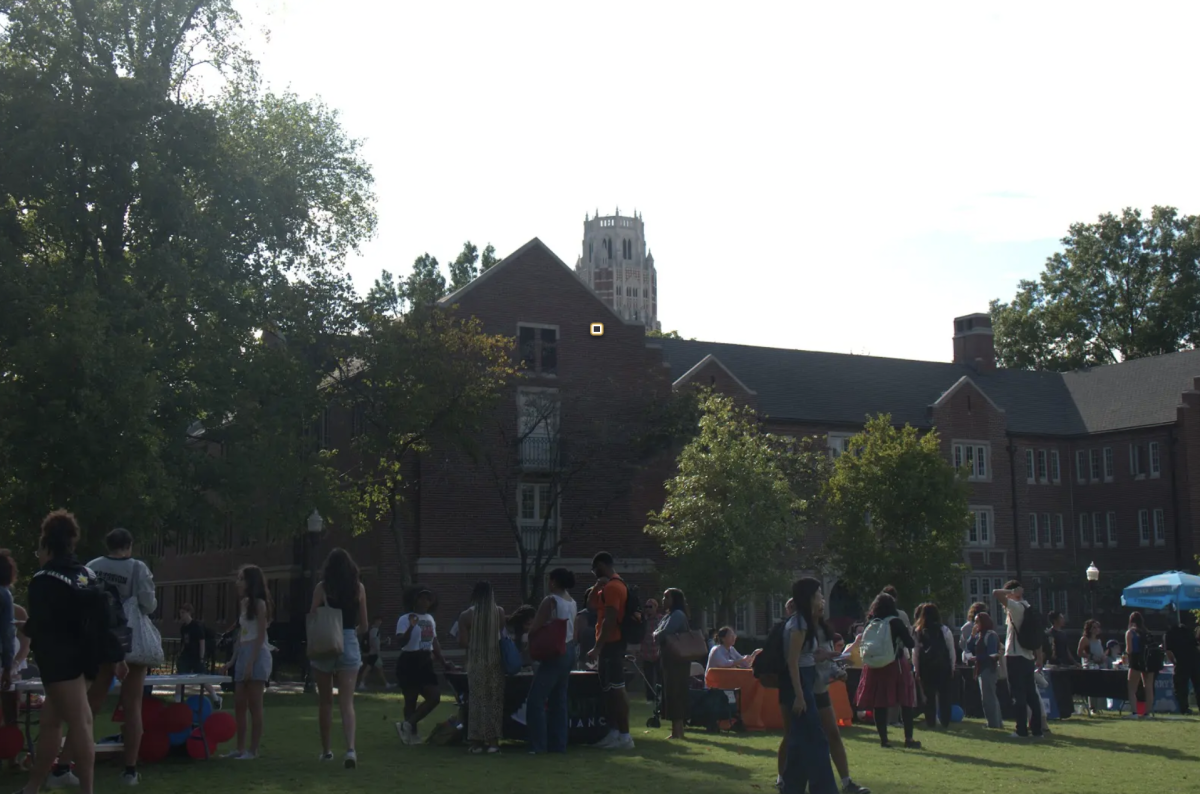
[{"left": 654, "top": 338, "right": 1200, "bottom": 437}]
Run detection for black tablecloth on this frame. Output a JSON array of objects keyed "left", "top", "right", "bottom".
[
  {"left": 445, "top": 671, "right": 611, "bottom": 744},
  {"left": 844, "top": 665, "right": 1074, "bottom": 722}
]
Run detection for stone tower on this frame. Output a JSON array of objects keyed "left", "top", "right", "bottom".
[{"left": 574, "top": 208, "right": 660, "bottom": 331}]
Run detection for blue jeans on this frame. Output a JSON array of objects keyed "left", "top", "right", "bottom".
[
  {"left": 526, "top": 643, "right": 577, "bottom": 753},
  {"left": 783, "top": 665, "right": 838, "bottom": 794}
]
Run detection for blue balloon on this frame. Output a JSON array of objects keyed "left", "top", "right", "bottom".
[
  {"left": 185, "top": 695, "right": 214, "bottom": 723},
  {"left": 950, "top": 705, "right": 964, "bottom": 723},
  {"left": 168, "top": 728, "right": 191, "bottom": 747}
]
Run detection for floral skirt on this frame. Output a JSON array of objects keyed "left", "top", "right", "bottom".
[
  {"left": 855, "top": 657, "right": 917, "bottom": 709},
  {"left": 468, "top": 661, "right": 506, "bottom": 745}
]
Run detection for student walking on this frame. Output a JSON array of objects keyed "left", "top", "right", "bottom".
[
  {"left": 525, "top": 568, "right": 579, "bottom": 754},
  {"left": 395, "top": 588, "right": 454, "bottom": 745},
  {"left": 855, "top": 592, "right": 920, "bottom": 749},
  {"left": 225, "top": 565, "right": 272, "bottom": 760},
  {"left": 992, "top": 581, "right": 1044, "bottom": 738},
  {"left": 809, "top": 586, "right": 870, "bottom": 794},
  {"left": 913, "top": 603, "right": 956, "bottom": 729},
  {"left": 309, "top": 548, "right": 367, "bottom": 768},
  {"left": 457, "top": 581, "right": 506, "bottom": 754},
  {"left": 781, "top": 578, "right": 839, "bottom": 794}
]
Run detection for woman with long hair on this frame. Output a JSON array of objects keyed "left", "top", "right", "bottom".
[
  {"left": 1077, "top": 619, "right": 1106, "bottom": 715},
  {"left": 225, "top": 565, "right": 272, "bottom": 759},
  {"left": 968, "top": 612, "right": 1003, "bottom": 728},
  {"left": 1124, "top": 612, "right": 1156, "bottom": 718},
  {"left": 855, "top": 592, "right": 919, "bottom": 749},
  {"left": 525, "top": 568, "right": 578, "bottom": 754},
  {"left": 652, "top": 588, "right": 692, "bottom": 740},
  {"left": 457, "top": 581, "right": 506, "bottom": 754},
  {"left": 310, "top": 548, "right": 368, "bottom": 767},
  {"left": 780, "top": 578, "right": 839, "bottom": 794},
  {"left": 913, "top": 603, "right": 956, "bottom": 729}
]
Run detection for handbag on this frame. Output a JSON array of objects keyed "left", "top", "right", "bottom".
[
  {"left": 663, "top": 629, "right": 709, "bottom": 664},
  {"left": 529, "top": 600, "right": 568, "bottom": 661},
  {"left": 500, "top": 634, "right": 523, "bottom": 675},
  {"left": 124, "top": 562, "right": 165, "bottom": 668},
  {"left": 306, "top": 592, "right": 344, "bottom": 659}
]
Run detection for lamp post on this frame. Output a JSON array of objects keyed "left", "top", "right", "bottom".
[
  {"left": 1086, "top": 562, "right": 1099, "bottom": 618},
  {"left": 302, "top": 509, "right": 324, "bottom": 694}
]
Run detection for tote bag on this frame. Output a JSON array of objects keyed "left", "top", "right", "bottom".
[
  {"left": 500, "top": 633, "right": 524, "bottom": 675},
  {"left": 306, "top": 592, "right": 344, "bottom": 660},
  {"left": 124, "top": 562, "right": 165, "bottom": 668},
  {"left": 664, "top": 629, "right": 709, "bottom": 664},
  {"left": 529, "top": 600, "right": 568, "bottom": 662}
]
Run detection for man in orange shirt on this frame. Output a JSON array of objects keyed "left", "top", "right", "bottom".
[{"left": 587, "top": 552, "right": 632, "bottom": 749}]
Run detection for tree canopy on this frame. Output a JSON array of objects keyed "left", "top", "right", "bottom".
[{"left": 991, "top": 207, "right": 1200, "bottom": 371}]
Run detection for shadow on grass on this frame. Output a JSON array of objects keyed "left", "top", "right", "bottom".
[{"left": 919, "top": 719, "right": 1200, "bottom": 763}]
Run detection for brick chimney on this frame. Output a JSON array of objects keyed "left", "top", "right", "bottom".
[{"left": 952, "top": 313, "right": 996, "bottom": 373}]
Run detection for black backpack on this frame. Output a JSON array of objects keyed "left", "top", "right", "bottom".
[
  {"left": 1016, "top": 604, "right": 1046, "bottom": 653},
  {"left": 618, "top": 581, "right": 646, "bottom": 646},
  {"left": 1142, "top": 631, "right": 1165, "bottom": 672},
  {"left": 918, "top": 625, "right": 950, "bottom": 676},
  {"left": 36, "top": 567, "right": 130, "bottom": 652},
  {"left": 753, "top": 619, "right": 789, "bottom": 688}
]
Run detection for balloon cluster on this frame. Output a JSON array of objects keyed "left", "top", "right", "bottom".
[{"left": 135, "top": 696, "right": 236, "bottom": 763}]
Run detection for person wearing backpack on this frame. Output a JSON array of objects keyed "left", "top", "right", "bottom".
[
  {"left": 992, "top": 581, "right": 1045, "bottom": 738},
  {"left": 913, "top": 603, "right": 956, "bottom": 729},
  {"left": 586, "top": 552, "right": 633, "bottom": 750},
  {"left": 854, "top": 592, "right": 920, "bottom": 749},
  {"left": 1123, "top": 611, "right": 1159, "bottom": 718}
]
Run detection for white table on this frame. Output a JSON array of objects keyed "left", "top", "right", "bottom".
[{"left": 14, "top": 674, "right": 231, "bottom": 762}]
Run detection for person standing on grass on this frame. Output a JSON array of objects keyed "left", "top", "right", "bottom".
[
  {"left": 774, "top": 597, "right": 796, "bottom": 791},
  {"left": 357, "top": 617, "right": 388, "bottom": 691},
  {"left": 855, "top": 592, "right": 920, "bottom": 749},
  {"left": 808, "top": 587, "right": 870, "bottom": 794},
  {"left": 913, "top": 603, "right": 956, "bottom": 729},
  {"left": 309, "top": 549, "right": 367, "bottom": 768},
  {"left": 1123, "top": 612, "right": 1157, "bottom": 719},
  {"left": 967, "top": 612, "right": 1003, "bottom": 729},
  {"left": 525, "top": 568, "right": 579, "bottom": 754},
  {"left": 992, "top": 581, "right": 1044, "bottom": 739},
  {"left": 457, "top": 581, "right": 506, "bottom": 754},
  {"left": 637, "top": 597, "right": 662, "bottom": 703},
  {"left": 880, "top": 585, "right": 910, "bottom": 728},
  {"left": 587, "top": 552, "right": 633, "bottom": 751},
  {"left": 395, "top": 588, "right": 454, "bottom": 745},
  {"left": 653, "top": 587, "right": 693, "bottom": 741},
  {"left": 1165, "top": 610, "right": 1200, "bottom": 715},
  {"left": 960, "top": 602, "right": 987, "bottom": 661},
  {"left": 225, "top": 565, "right": 272, "bottom": 760},
  {"left": 781, "top": 578, "right": 839, "bottom": 794},
  {"left": 176, "top": 604, "right": 221, "bottom": 708},
  {"left": 1047, "top": 612, "right": 1076, "bottom": 667}
]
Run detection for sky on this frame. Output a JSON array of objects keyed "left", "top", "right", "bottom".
[{"left": 238, "top": 0, "right": 1200, "bottom": 363}]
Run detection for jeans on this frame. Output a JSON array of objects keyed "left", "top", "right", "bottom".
[
  {"left": 978, "top": 667, "right": 1002, "bottom": 728},
  {"left": 1006, "top": 656, "right": 1042, "bottom": 736},
  {"left": 920, "top": 671, "right": 953, "bottom": 727},
  {"left": 526, "top": 643, "right": 577, "bottom": 754},
  {"left": 783, "top": 665, "right": 838, "bottom": 794}
]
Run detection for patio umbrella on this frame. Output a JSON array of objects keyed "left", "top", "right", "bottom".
[{"left": 1120, "top": 571, "right": 1200, "bottom": 611}]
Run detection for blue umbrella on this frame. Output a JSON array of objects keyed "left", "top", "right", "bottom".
[{"left": 1120, "top": 571, "right": 1200, "bottom": 611}]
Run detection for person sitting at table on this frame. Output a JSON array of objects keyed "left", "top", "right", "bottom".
[
  {"left": 1124, "top": 612, "right": 1158, "bottom": 718},
  {"left": 654, "top": 588, "right": 693, "bottom": 741},
  {"left": 706, "top": 627, "right": 761, "bottom": 673}
]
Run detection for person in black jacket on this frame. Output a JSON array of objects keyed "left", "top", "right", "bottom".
[{"left": 16, "top": 511, "right": 107, "bottom": 794}]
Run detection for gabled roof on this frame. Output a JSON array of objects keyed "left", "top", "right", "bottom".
[
  {"left": 673, "top": 353, "right": 757, "bottom": 396},
  {"left": 655, "top": 338, "right": 1200, "bottom": 437}
]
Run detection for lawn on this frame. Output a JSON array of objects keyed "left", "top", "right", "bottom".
[{"left": 8, "top": 693, "right": 1200, "bottom": 794}]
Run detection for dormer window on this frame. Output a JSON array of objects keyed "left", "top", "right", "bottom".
[{"left": 518, "top": 325, "right": 558, "bottom": 375}]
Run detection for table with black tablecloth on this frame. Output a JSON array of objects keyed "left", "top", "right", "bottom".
[
  {"left": 843, "top": 666, "right": 1074, "bottom": 722},
  {"left": 445, "top": 670, "right": 613, "bottom": 744}
]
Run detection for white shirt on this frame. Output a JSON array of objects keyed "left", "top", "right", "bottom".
[
  {"left": 550, "top": 594, "right": 577, "bottom": 642},
  {"left": 396, "top": 613, "right": 437, "bottom": 652},
  {"left": 1003, "top": 599, "right": 1036, "bottom": 660},
  {"left": 706, "top": 643, "right": 749, "bottom": 671}
]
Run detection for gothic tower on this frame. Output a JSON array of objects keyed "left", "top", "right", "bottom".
[{"left": 574, "top": 208, "right": 660, "bottom": 331}]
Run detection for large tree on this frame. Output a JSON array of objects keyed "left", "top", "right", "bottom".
[
  {"left": 991, "top": 207, "right": 1200, "bottom": 371},
  {"left": 821, "top": 415, "right": 969, "bottom": 611},
  {"left": 0, "top": 0, "right": 375, "bottom": 558},
  {"left": 645, "top": 391, "right": 822, "bottom": 625}
]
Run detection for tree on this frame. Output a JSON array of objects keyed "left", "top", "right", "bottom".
[
  {"left": 0, "top": 0, "right": 375, "bottom": 558},
  {"left": 645, "top": 391, "right": 817, "bottom": 625},
  {"left": 821, "top": 415, "right": 969, "bottom": 611},
  {"left": 991, "top": 207, "right": 1200, "bottom": 371}
]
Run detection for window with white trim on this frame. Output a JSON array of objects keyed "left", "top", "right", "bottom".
[
  {"left": 1037, "top": 451, "right": 1048, "bottom": 483},
  {"left": 734, "top": 600, "right": 751, "bottom": 635},
  {"left": 829, "top": 434, "right": 853, "bottom": 458},
  {"left": 953, "top": 441, "right": 989, "bottom": 481},
  {"left": 1075, "top": 451, "right": 1087, "bottom": 484},
  {"left": 967, "top": 507, "right": 993, "bottom": 547},
  {"left": 1025, "top": 449, "right": 1036, "bottom": 484},
  {"left": 1092, "top": 512, "right": 1103, "bottom": 548},
  {"left": 1040, "top": 512, "right": 1052, "bottom": 547},
  {"left": 517, "top": 482, "right": 560, "bottom": 556},
  {"left": 1149, "top": 442, "right": 1161, "bottom": 478},
  {"left": 1138, "top": 509, "right": 1150, "bottom": 547},
  {"left": 1079, "top": 513, "right": 1090, "bottom": 548},
  {"left": 1053, "top": 514, "right": 1065, "bottom": 548},
  {"left": 1090, "top": 450, "right": 1101, "bottom": 482},
  {"left": 1102, "top": 447, "right": 1114, "bottom": 481},
  {"left": 1130, "top": 445, "right": 1144, "bottom": 479},
  {"left": 769, "top": 596, "right": 789, "bottom": 623},
  {"left": 1029, "top": 513, "right": 1039, "bottom": 548},
  {"left": 1106, "top": 511, "right": 1117, "bottom": 548},
  {"left": 1050, "top": 450, "right": 1061, "bottom": 483},
  {"left": 966, "top": 577, "right": 1008, "bottom": 622},
  {"left": 1153, "top": 509, "right": 1165, "bottom": 546}
]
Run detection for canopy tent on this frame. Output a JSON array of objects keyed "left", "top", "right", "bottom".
[{"left": 1120, "top": 571, "right": 1200, "bottom": 611}]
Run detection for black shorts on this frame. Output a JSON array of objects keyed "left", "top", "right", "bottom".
[
  {"left": 364, "top": 654, "right": 380, "bottom": 668},
  {"left": 35, "top": 638, "right": 99, "bottom": 686},
  {"left": 598, "top": 642, "right": 628, "bottom": 691},
  {"left": 396, "top": 651, "right": 438, "bottom": 691}
]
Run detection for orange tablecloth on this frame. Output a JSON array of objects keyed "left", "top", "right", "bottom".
[{"left": 704, "top": 668, "right": 785, "bottom": 731}]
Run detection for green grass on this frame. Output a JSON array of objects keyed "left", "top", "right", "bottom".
[{"left": 9, "top": 694, "right": 1200, "bottom": 794}]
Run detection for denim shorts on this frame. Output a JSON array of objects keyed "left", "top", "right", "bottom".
[
  {"left": 310, "top": 630, "right": 363, "bottom": 674},
  {"left": 233, "top": 642, "right": 273, "bottom": 683}
]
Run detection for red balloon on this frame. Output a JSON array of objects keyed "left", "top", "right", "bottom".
[
  {"left": 0, "top": 725, "right": 24, "bottom": 760},
  {"left": 203, "top": 711, "right": 236, "bottom": 744},
  {"left": 160, "top": 703, "right": 194, "bottom": 734},
  {"left": 186, "top": 729, "right": 217, "bottom": 760},
  {"left": 141, "top": 697, "right": 165, "bottom": 732},
  {"left": 139, "top": 732, "right": 170, "bottom": 764}
]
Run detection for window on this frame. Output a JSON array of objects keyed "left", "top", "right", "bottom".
[
  {"left": 967, "top": 508, "right": 993, "bottom": 547},
  {"left": 1153, "top": 509, "right": 1165, "bottom": 546},
  {"left": 1040, "top": 512, "right": 1052, "bottom": 547},
  {"left": 829, "top": 434, "right": 853, "bottom": 458},
  {"left": 1092, "top": 513, "right": 1103, "bottom": 548},
  {"left": 517, "top": 325, "right": 558, "bottom": 375},
  {"left": 734, "top": 601, "right": 750, "bottom": 635},
  {"left": 1149, "top": 442, "right": 1161, "bottom": 478},
  {"left": 1025, "top": 449, "right": 1036, "bottom": 484},
  {"left": 1138, "top": 509, "right": 1150, "bottom": 546},
  {"left": 953, "top": 442, "right": 989, "bottom": 481},
  {"left": 1028, "top": 514, "right": 1039, "bottom": 548},
  {"left": 1053, "top": 514, "right": 1064, "bottom": 548},
  {"left": 518, "top": 389, "right": 560, "bottom": 469},
  {"left": 518, "top": 482, "right": 560, "bottom": 555},
  {"left": 1106, "top": 511, "right": 1117, "bottom": 548},
  {"left": 1079, "top": 513, "right": 1090, "bottom": 548},
  {"left": 769, "top": 596, "right": 789, "bottom": 623},
  {"left": 1050, "top": 450, "right": 1061, "bottom": 483},
  {"left": 1076, "top": 451, "right": 1087, "bottom": 484},
  {"left": 1037, "top": 451, "right": 1048, "bottom": 483},
  {"left": 967, "top": 576, "right": 1008, "bottom": 618},
  {"left": 1048, "top": 590, "right": 1069, "bottom": 616},
  {"left": 1090, "top": 450, "right": 1101, "bottom": 482},
  {"left": 1130, "top": 445, "right": 1144, "bottom": 478},
  {"left": 1103, "top": 447, "right": 1114, "bottom": 481}
]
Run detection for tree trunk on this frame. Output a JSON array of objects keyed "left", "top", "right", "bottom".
[{"left": 388, "top": 490, "right": 413, "bottom": 590}]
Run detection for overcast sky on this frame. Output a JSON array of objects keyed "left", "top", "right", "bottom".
[{"left": 241, "top": 0, "right": 1200, "bottom": 363}]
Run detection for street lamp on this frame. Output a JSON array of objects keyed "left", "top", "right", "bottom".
[
  {"left": 302, "top": 510, "right": 324, "bottom": 693},
  {"left": 1086, "top": 562, "right": 1099, "bottom": 617}
]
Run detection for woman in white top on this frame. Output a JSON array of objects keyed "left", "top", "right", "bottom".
[
  {"left": 706, "top": 627, "right": 760, "bottom": 673},
  {"left": 524, "top": 568, "right": 578, "bottom": 754},
  {"left": 224, "top": 564, "right": 272, "bottom": 760}
]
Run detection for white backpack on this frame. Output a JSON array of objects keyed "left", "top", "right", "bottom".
[{"left": 859, "top": 618, "right": 896, "bottom": 669}]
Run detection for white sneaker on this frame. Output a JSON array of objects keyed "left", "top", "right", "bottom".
[
  {"left": 399, "top": 721, "right": 417, "bottom": 746},
  {"left": 223, "top": 751, "right": 244, "bottom": 760},
  {"left": 118, "top": 771, "right": 140, "bottom": 786},
  {"left": 590, "top": 732, "right": 620, "bottom": 749},
  {"left": 46, "top": 770, "right": 80, "bottom": 789},
  {"left": 344, "top": 750, "right": 357, "bottom": 769},
  {"left": 212, "top": 695, "right": 223, "bottom": 710},
  {"left": 609, "top": 734, "right": 634, "bottom": 751},
  {"left": 236, "top": 752, "right": 257, "bottom": 760},
  {"left": 319, "top": 751, "right": 334, "bottom": 761}
]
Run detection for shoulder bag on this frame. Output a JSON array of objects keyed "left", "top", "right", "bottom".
[
  {"left": 306, "top": 590, "right": 344, "bottom": 660},
  {"left": 124, "top": 562, "right": 165, "bottom": 668},
  {"left": 529, "top": 598, "right": 568, "bottom": 662},
  {"left": 663, "top": 627, "right": 709, "bottom": 664}
]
